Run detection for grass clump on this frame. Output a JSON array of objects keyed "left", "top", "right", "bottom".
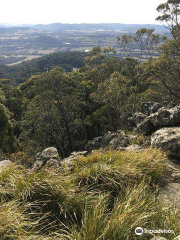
[
  {"left": 73, "top": 148, "right": 165, "bottom": 190},
  {"left": 0, "top": 148, "right": 179, "bottom": 240}
]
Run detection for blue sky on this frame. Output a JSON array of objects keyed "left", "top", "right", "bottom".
[{"left": 0, "top": 0, "right": 165, "bottom": 25}]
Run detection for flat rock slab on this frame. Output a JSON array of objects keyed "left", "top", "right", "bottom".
[{"left": 159, "top": 183, "right": 180, "bottom": 210}]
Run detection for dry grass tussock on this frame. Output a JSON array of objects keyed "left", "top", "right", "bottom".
[{"left": 0, "top": 148, "right": 179, "bottom": 240}]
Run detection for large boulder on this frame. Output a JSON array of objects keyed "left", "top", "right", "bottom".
[
  {"left": 138, "top": 106, "right": 180, "bottom": 135},
  {"left": 151, "top": 106, "right": 180, "bottom": 127},
  {"left": 151, "top": 127, "right": 180, "bottom": 157},
  {"left": 33, "top": 147, "right": 61, "bottom": 171},
  {"left": 0, "top": 160, "right": 12, "bottom": 172}
]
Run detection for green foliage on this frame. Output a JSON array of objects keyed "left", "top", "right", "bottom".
[
  {"left": 21, "top": 68, "right": 84, "bottom": 157},
  {"left": 0, "top": 104, "right": 17, "bottom": 153},
  {"left": 156, "top": 0, "right": 180, "bottom": 38},
  {"left": 117, "top": 28, "right": 166, "bottom": 61},
  {"left": 92, "top": 72, "right": 131, "bottom": 121}
]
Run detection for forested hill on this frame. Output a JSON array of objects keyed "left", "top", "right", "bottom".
[{"left": 0, "top": 51, "right": 87, "bottom": 84}]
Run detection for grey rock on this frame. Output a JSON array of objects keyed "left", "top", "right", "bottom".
[
  {"left": 165, "top": 160, "right": 180, "bottom": 182},
  {"left": 138, "top": 117, "right": 157, "bottom": 135},
  {"left": 133, "top": 112, "right": 147, "bottom": 125},
  {"left": 117, "top": 130, "right": 126, "bottom": 135},
  {"left": 151, "top": 102, "right": 175, "bottom": 114},
  {"left": 62, "top": 151, "right": 88, "bottom": 170},
  {"left": 151, "top": 106, "right": 180, "bottom": 127},
  {"left": 141, "top": 102, "right": 173, "bottom": 116},
  {"left": 138, "top": 105, "right": 180, "bottom": 135},
  {"left": 117, "top": 144, "right": 143, "bottom": 153},
  {"left": 45, "top": 159, "right": 61, "bottom": 169},
  {"left": 109, "top": 136, "right": 130, "bottom": 149},
  {"left": 159, "top": 183, "right": 180, "bottom": 210},
  {"left": 71, "top": 151, "right": 88, "bottom": 157},
  {"left": 85, "top": 131, "right": 118, "bottom": 152},
  {"left": 33, "top": 147, "right": 61, "bottom": 171},
  {"left": 123, "top": 102, "right": 177, "bottom": 133},
  {"left": 85, "top": 136, "right": 103, "bottom": 152},
  {"left": 141, "top": 102, "right": 157, "bottom": 115},
  {"left": 151, "top": 127, "right": 180, "bottom": 157},
  {"left": 125, "top": 144, "right": 143, "bottom": 153},
  {"left": 102, "top": 131, "right": 118, "bottom": 146},
  {"left": 0, "top": 160, "right": 12, "bottom": 171}
]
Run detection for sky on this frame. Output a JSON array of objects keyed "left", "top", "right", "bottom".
[{"left": 0, "top": 0, "right": 165, "bottom": 25}]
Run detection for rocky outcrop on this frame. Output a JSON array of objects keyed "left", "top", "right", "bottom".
[
  {"left": 140, "top": 102, "right": 173, "bottom": 116},
  {"left": 85, "top": 131, "right": 120, "bottom": 152},
  {"left": 124, "top": 102, "right": 171, "bottom": 130},
  {"left": 151, "top": 106, "right": 180, "bottom": 127},
  {"left": 138, "top": 105, "right": 180, "bottom": 135},
  {"left": 125, "top": 102, "right": 178, "bottom": 134},
  {"left": 0, "top": 160, "right": 12, "bottom": 171},
  {"left": 85, "top": 130, "right": 138, "bottom": 153},
  {"left": 151, "top": 127, "right": 180, "bottom": 157},
  {"left": 33, "top": 147, "right": 62, "bottom": 171}
]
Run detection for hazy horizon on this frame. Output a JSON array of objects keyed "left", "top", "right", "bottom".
[
  {"left": 0, "top": 0, "right": 165, "bottom": 25},
  {"left": 0, "top": 22, "right": 165, "bottom": 26}
]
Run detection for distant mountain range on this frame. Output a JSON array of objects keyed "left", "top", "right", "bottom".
[
  {"left": 0, "top": 27, "right": 29, "bottom": 34},
  {"left": 0, "top": 23, "right": 168, "bottom": 33}
]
